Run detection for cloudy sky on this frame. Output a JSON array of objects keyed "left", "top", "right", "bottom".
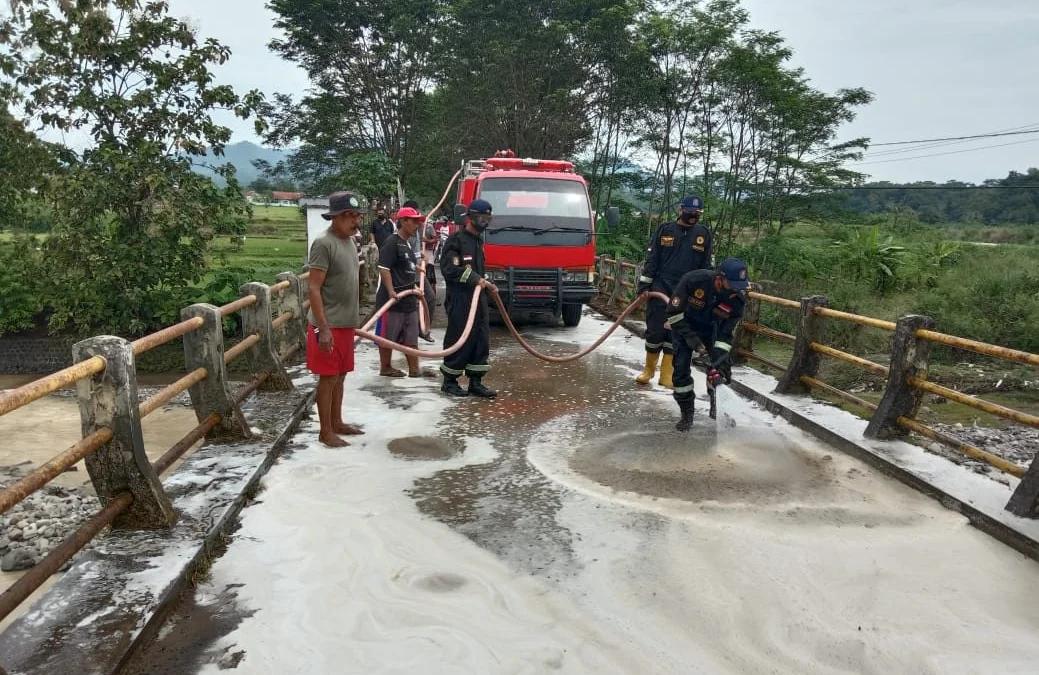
[{"left": 167, "top": 0, "right": 1039, "bottom": 184}]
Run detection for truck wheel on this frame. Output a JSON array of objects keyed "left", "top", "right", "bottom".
[{"left": 562, "top": 303, "right": 582, "bottom": 327}]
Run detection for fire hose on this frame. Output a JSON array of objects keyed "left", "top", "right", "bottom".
[{"left": 358, "top": 286, "right": 672, "bottom": 363}]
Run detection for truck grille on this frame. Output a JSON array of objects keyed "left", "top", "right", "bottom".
[{"left": 511, "top": 268, "right": 558, "bottom": 284}]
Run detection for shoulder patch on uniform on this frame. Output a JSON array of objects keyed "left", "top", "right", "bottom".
[
  {"left": 696, "top": 235, "right": 705, "bottom": 245},
  {"left": 452, "top": 255, "right": 460, "bottom": 266},
  {"left": 670, "top": 295, "right": 681, "bottom": 307},
  {"left": 660, "top": 235, "right": 675, "bottom": 247},
  {"left": 694, "top": 288, "right": 705, "bottom": 299}
]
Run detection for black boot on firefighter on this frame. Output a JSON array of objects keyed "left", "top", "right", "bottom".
[
  {"left": 468, "top": 376, "right": 497, "bottom": 399},
  {"left": 674, "top": 393, "right": 695, "bottom": 432},
  {"left": 441, "top": 374, "right": 469, "bottom": 397}
]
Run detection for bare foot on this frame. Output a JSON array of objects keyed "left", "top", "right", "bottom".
[
  {"left": 408, "top": 371, "right": 421, "bottom": 378},
  {"left": 380, "top": 368, "right": 406, "bottom": 378},
  {"left": 334, "top": 423, "right": 364, "bottom": 435},
  {"left": 319, "top": 433, "right": 349, "bottom": 448}
]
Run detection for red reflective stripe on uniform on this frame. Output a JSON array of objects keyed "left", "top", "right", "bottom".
[{"left": 718, "top": 303, "right": 732, "bottom": 313}]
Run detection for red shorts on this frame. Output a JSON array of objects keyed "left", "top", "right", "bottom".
[{"left": 306, "top": 324, "right": 355, "bottom": 376}]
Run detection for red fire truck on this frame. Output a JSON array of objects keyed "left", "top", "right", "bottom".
[{"left": 452, "top": 152, "right": 618, "bottom": 327}]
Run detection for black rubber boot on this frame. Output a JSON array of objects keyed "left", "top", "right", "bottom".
[
  {"left": 675, "top": 395, "right": 694, "bottom": 432},
  {"left": 468, "top": 376, "right": 497, "bottom": 399},
  {"left": 441, "top": 375, "right": 469, "bottom": 397}
]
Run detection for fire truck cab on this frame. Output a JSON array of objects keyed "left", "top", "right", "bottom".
[{"left": 453, "top": 152, "right": 617, "bottom": 327}]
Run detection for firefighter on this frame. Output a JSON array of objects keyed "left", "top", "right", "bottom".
[
  {"left": 665, "top": 258, "right": 750, "bottom": 431},
  {"left": 635, "top": 195, "right": 713, "bottom": 389},
  {"left": 439, "top": 199, "right": 499, "bottom": 398}
]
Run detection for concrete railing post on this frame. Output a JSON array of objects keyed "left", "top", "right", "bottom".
[
  {"left": 274, "top": 271, "right": 307, "bottom": 358},
  {"left": 72, "top": 337, "right": 177, "bottom": 529},
  {"left": 865, "top": 314, "right": 936, "bottom": 439},
  {"left": 609, "top": 258, "right": 623, "bottom": 307},
  {"left": 731, "top": 282, "right": 762, "bottom": 365},
  {"left": 181, "top": 303, "right": 252, "bottom": 441},
  {"left": 774, "top": 296, "right": 828, "bottom": 395},
  {"left": 239, "top": 282, "right": 294, "bottom": 391},
  {"left": 1007, "top": 458, "right": 1039, "bottom": 518}
]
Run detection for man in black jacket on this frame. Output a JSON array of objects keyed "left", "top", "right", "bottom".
[
  {"left": 439, "top": 199, "right": 499, "bottom": 398},
  {"left": 664, "top": 258, "right": 750, "bottom": 431},
  {"left": 635, "top": 195, "right": 713, "bottom": 389}
]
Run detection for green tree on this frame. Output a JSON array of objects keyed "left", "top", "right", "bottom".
[{"left": 0, "top": 0, "right": 262, "bottom": 335}]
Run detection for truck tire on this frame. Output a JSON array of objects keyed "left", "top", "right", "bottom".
[{"left": 562, "top": 303, "right": 582, "bottom": 327}]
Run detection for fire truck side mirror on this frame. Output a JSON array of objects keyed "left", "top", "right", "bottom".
[
  {"left": 453, "top": 203, "right": 468, "bottom": 226},
  {"left": 606, "top": 206, "right": 621, "bottom": 229}
]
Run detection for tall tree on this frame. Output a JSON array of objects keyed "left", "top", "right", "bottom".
[{"left": 0, "top": 0, "right": 262, "bottom": 335}]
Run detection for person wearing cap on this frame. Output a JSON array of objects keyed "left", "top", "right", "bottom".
[
  {"left": 635, "top": 195, "right": 714, "bottom": 389},
  {"left": 306, "top": 191, "right": 366, "bottom": 448},
  {"left": 371, "top": 208, "right": 395, "bottom": 249},
  {"left": 439, "top": 199, "right": 499, "bottom": 398},
  {"left": 398, "top": 200, "right": 436, "bottom": 341},
  {"left": 664, "top": 258, "right": 750, "bottom": 431},
  {"left": 373, "top": 205, "right": 426, "bottom": 377}
]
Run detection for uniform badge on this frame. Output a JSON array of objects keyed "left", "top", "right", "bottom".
[
  {"left": 696, "top": 236, "right": 705, "bottom": 245},
  {"left": 694, "top": 289, "right": 705, "bottom": 299},
  {"left": 660, "top": 235, "right": 675, "bottom": 247},
  {"left": 670, "top": 295, "right": 681, "bottom": 307}
]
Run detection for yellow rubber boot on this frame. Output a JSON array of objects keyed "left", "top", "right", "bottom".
[
  {"left": 635, "top": 351, "right": 660, "bottom": 385},
  {"left": 658, "top": 353, "right": 675, "bottom": 389}
]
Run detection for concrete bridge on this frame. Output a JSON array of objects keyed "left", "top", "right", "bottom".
[{"left": 1, "top": 263, "right": 1038, "bottom": 675}]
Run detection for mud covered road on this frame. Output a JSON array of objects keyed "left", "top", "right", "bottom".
[{"left": 126, "top": 309, "right": 1039, "bottom": 675}]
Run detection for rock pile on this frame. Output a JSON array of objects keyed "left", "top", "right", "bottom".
[
  {"left": 927, "top": 423, "right": 1039, "bottom": 483},
  {"left": 1, "top": 466, "right": 98, "bottom": 573}
]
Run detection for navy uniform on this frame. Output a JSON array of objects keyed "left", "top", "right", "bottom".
[
  {"left": 636, "top": 195, "right": 713, "bottom": 389},
  {"left": 664, "top": 259, "right": 750, "bottom": 431},
  {"left": 440, "top": 199, "right": 497, "bottom": 398}
]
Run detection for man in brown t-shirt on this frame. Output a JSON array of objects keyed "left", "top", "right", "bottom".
[{"left": 307, "top": 191, "right": 364, "bottom": 448}]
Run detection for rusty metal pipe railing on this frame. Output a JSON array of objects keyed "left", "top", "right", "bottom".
[
  {"left": 0, "top": 492, "right": 134, "bottom": 623},
  {"left": 742, "top": 322, "right": 796, "bottom": 344},
  {"left": 219, "top": 294, "right": 258, "bottom": 317},
  {"left": 0, "top": 428, "right": 113, "bottom": 516},
  {"left": 279, "top": 343, "right": 301, "bottom": 364},
  {"left": 301, "top": 299, "right": 311, "bottom": 312},
  {"left": 800, "top": 375, "right": 879, "bottom": 413},
  {"left": 224, "top": 334, "right": 260, "bottom": 364},
  {"left": 138, "top": 368, "right": 208, "bottom": 419},
  {"left": 748, "top": 291, "right": 800, "bottom": 310},
  {"left": 130, "top": 316, "right": 205, "bottom": 355},
  {"left": 907, "top": 377, "right": 1039, "bottom": 429},
  {"left": 234, "top": 372, "right": 271, "bottom": 404},
  {"left": 271, "top": 311, "right": 294, "bottom": 330},
  {"left": 0, "top": 356, "right": 106, "bottom": 417},
  {"left": 897, "top": 416, "right": 1025, "bottom": 478},
  {"left": 809, "top": 343, "right": 890, "bottom": 377},
  {"left": 736, "top": 348, "right": 787, "bottom": 373},
  {"left": 812, "top": 307, "right": 897, "bottom": 332},
  {"left": 153, "top": 413, "right": 222, "bottom": 476},
  {"left": 915, "top": 329, "right": 1039, "bottom": 368},
  {"left": 270, "top": 279, "right": 291, "bottom": 293}
]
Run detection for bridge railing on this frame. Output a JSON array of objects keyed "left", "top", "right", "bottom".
[
  {"left": 0, "top": 270, "right": 312, "bottom": 625},
  {"left": 595, "top": 255, "right": 1039, "bottom": 519}
]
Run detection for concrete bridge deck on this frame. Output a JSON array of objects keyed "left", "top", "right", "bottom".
[{"left": 119, "top": 310, "right": 1039, "bottom": 675}]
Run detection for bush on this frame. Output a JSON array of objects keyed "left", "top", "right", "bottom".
[{"left": 0, "top": 237, "right": 45, "bottom": 335}]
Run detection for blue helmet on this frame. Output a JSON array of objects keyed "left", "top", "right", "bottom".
[{"left": 468, "top": 199, "right": 493, "bottom": 215}]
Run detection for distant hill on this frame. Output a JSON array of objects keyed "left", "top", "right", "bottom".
[{"left": 190, "top": 140, "right": 289, "bottom": 187}]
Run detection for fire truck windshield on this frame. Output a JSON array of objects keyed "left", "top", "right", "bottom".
[{"left": 478, "top": 177, "right": 592, "bottom": 246}]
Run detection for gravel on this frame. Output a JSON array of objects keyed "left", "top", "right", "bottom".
[
  {"left": 923, "top": 423, "right": 1039, "bottom": 486},
  {"left": 1, "top": 466, "right": 100, "bottom": 572}
]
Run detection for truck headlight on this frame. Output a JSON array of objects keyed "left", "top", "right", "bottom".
[
  {"left": 488, "top": 270, "right": 507, "bottom": 281},
  {"left": 563, "top": 271, "right": 589, "bottom": 282}
]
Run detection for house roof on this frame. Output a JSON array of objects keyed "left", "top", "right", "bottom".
[{"left": 272, "top": 191, "right": 303, "bottom": 200}]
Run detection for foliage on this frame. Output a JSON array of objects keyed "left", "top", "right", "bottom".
[
  {"left": 0, "top": 235, "right": 45, "bottom": 335},
  {"left": 843, "top": 169, "right": 1039, "bottom": 225},
  {"left": 0, "top": 0, "right": 261, "bottom": 335}
]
